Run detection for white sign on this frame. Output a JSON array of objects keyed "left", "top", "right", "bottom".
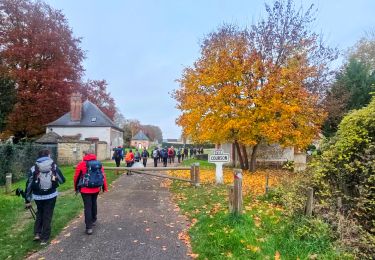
[
  {"left": 209, "top": 149, "right": 230, "bottom": 184},
  {"left": 208, "top": 149, "right": 230, "bottom": 163}
]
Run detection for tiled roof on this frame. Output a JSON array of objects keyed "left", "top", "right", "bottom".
[
  {"left": 132, "top": 131, "right": 149, "bottom": 141},
  {"left": 47, "top": 100, "right": 123, "bottom": 132},
  {"left": 35, "top": 131, "right": 61, "bottom": 144}
]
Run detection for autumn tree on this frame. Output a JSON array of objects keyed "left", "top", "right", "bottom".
[
  {"left": 0, "top": 75, "right": 15, "bottom": 132},
  {"left": 113, "top": 107, "right": 126, "bottom": 128},
  {"left": 0, "top": 0, "right": 84, "bottom": 140},
  {"left": 79, "top": 79, "right": 116, "bottom": 120},
  {"left": 141, "top": 124, "right": 163, "bottom": 143},
  {"left": 174, "top": 0, "right": 335, "bottom": 173}
]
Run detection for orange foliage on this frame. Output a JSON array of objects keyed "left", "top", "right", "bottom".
[
  {"left": 166, "top": 169, "right": 285, "bottom": 196},
  {"left": 173, "top": 25, "right": 327, "bottom": 152}
]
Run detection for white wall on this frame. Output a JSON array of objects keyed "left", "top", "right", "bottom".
[
  {"left": 48, "top": 126, "right": 123, "bottom": 159},
  {"left": 110, "top": 128, "right": 124, "bottom": 150}
]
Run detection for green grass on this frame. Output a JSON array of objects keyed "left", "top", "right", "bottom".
[
  {"left": 0, "top": 162, "right": 121, "bottom": 260},
  {"left": 170, "top": 182, "right": 352, "bottom": 260},
  {"left": 181, "top": 158, "right": 215, "bottom": 169}
]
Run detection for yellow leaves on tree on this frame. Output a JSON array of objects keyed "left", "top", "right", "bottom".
[{"left": 172, "top": 20, "right": 332, "bottom": 171}]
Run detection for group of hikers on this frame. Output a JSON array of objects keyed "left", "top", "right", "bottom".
[
  {"left": 112, "top": 146, "right": 204, "bottom": 167},
  {"left": 24, "top": 148, "right": 108, "bottom": 245},
  {"left": 24, "top": 145, "right": 206, "bottom": 246}
]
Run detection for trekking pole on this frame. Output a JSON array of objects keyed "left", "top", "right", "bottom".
[{"left": 29, "top": 206, "right": 36, "bottom": 220}]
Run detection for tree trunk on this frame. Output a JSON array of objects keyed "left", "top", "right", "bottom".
[
  {"left": 231, "top": 142, "right": 236, "bottom": 167},
  {"left": 234, "top": 140, "right": 245, "bottom": 169},
  {"left": 241, "top": 145, "right": 249, "bottom": 170},
  {"left": 249, "top": 143, "right": 259, "bottom": 172}
]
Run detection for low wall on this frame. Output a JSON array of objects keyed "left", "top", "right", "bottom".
[
  {"left": 57, "top": 141, "right": 91, "bottom": 165},
  {"left": 58, "top": 141, "right": 108, "bottom": 165},
  {"left": 97, "top": 142, "right": 108, "bottom": 161}
]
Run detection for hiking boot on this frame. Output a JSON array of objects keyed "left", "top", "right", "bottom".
[
  {"left": 40, "top": 240, "right": 48, "bottom": 246},
  {"left": 33, "top": 233, "right": 41, "bottom": 241},
  {"left": 86, "top": 228, "right": 93, "bottom": 235}
]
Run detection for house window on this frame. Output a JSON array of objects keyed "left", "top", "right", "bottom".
[{"left": 91, "top": 117, "right": 97, "bottom": 122}]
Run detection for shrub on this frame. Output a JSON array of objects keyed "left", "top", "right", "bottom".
[{"left": 312, "top": 98, "right": 375, "bottom": 232}]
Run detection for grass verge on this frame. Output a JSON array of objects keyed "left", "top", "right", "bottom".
[
  {"left": 181, "top": 158, "right": 215, "bottom": 169},
  {"left": 170, "top": 180, "right": 352, "bottom": 259},
  {"left": 0, "top": 161, "right": 120, "bottom": 260}
]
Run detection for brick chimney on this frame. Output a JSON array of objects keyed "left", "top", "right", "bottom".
[{"left": 70, "top": 92, "right": 82, "bottom": 122}]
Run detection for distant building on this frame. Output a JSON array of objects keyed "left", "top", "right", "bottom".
[
  {"left": 45, "top": 93, "right": 123, "bottom": 160},
  {"left": 131, "top": 130, "right": 150, "bottom": 149}
]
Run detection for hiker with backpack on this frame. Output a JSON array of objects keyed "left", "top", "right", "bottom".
[
  {"left": 125, "top": 149, "right": 135, "bottom": 168},
  {"left": 152, "top": 147, "right": 159, "bottom": 167},
  {"left": 161, "top": 147, "right": 168, "bottom": 167},
  {"left": 177, "top": 148, "right": 182, "bottom": 163},
  {"left": 25, "top": 149, "right": 65, "bottom": 245},
  {"left": 141, "top": 147, "right": 149, "bottom": 167},
  {"left": 112, "top": 146, "right": 123, "bottom": 167},
  {"left": 134, "top": 149, "right": 141, "bottom": 162},
  {"left": 74, "top": 150, "right": 108, "bottom": 235}
]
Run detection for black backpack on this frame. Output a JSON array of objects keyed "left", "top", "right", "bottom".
[{"left": 78, "top": 160, "right": 104, "bottom": 188}]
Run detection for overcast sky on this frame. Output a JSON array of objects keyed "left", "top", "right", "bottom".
[{"left": 45, "top": 0, "right": 375, "bottom": 138}]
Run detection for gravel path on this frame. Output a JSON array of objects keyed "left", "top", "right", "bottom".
[{"left": 28, "top": 164, "right": 191, "bottom": 260}]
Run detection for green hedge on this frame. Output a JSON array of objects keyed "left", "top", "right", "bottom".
[{"left": 0, "top": 143, "right": 57, "bottom": 184}]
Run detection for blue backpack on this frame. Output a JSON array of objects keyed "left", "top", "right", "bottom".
[{"left": 79, "top": 160, "right": 104, "bottom": 188}]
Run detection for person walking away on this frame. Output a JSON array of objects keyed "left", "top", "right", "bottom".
[
  {"left": 125, "top": 149, "right": 135, "bottom": 170},
  {"left": 177, "top": 148, "right": 182, "bottom": 163},
  {"left": 190, "top": 148, "right": 194, "bottom": 159},
  {"left": 74, "top": 150, "right": 108, "bottom": 235},
  {"left": 168, "top": 147, "right": 174, "bottom": 164},
  {"left": 134, "top": 149, "right": 141, "bottom": 162},
  {"left": 158, "top": 148, "right": 163, "bottom": 163},
  {"left": 152, "top": 147, "right": 159, "bottom": 167},
  {"left": 25, "top": 149, "right": 65, "bottom": 245},
  {"left": 162, "top": 147, "right": 168, "bottom": 167},
  {"left": 141, "top": 147, "right": 149, "bottom": 167},
  {"left": 112, "top": 146, "right": 123, "bottom": 167},
  {"left": 172, "top": 147, "right": 176, "bottom": 163},
  {"left": 181, "top": 147, "right": 185, "bottom": 161},
  {"left": 184, "top": 147, "right": 189, "bottom": 159}
]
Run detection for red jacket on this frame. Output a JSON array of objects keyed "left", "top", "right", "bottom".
[{"left": 74, "top": 154, "right": 108, "bottom": 194}]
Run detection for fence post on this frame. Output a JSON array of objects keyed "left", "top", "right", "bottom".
[
  {"left": 265, "top": 173, "right": 269, "bottom": 193},
  {"left": 305, "top": 187, "right": 314, "bottom": 216},
  {"left": 194, "top": 163, "right": 200, "bottom": 187},
  {"left": 233, "top": 169, "right": 243, "bottom": 215},
  {"left": 190, "top": 164, "right": 195, "bottom": 186},
  {"left": 5, "top": 173, "right": 12, "bottom": 194},
  {"left": 227, "top": 185, "right": 234, "bottom": 212}
]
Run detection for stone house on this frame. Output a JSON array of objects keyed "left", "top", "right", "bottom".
[
  {"left": 220, "top": 142, "right": 307, "bottom": 171},
  {"left": 44, "top": 93, "right": 123, "bottom": 163},
  {"left": 130, "top": 130, "right": 150, "bottom": 149}
]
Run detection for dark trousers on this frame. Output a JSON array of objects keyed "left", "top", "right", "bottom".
[
  {"left": 177, "top": 155, "right": 181, "bottom": 163},
  {"left": 163, "top": 157, "right": 167, "bottom": 167},
  {"left": 81, "top": 192, "right": 99, "bottom": 229},
  {"left": 154, "top": 158, "right": 158, "bottom": 167},
  {"left": 115, "top": 158, "right": 121, "bottom": 167},
  {"left": 34, "top": 197, "right": 57, "bottom": 241},
  {"left": 126, "top": 161, "right": 134, "bottom": 167},
  {"left": 142, "top": 158, "right": 147, "bottom": 167}
]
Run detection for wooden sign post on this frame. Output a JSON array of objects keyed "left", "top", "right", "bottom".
[
  {"left": 208, "top": 149, "right": 230, "bottom": 184},
  {"left": 233, "top": 169, "right": 243, "bottom": 215}
]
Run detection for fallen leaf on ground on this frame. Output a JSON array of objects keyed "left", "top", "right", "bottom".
[{"left": 187, "top": 253, "right": 199, "bottom": 258}]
